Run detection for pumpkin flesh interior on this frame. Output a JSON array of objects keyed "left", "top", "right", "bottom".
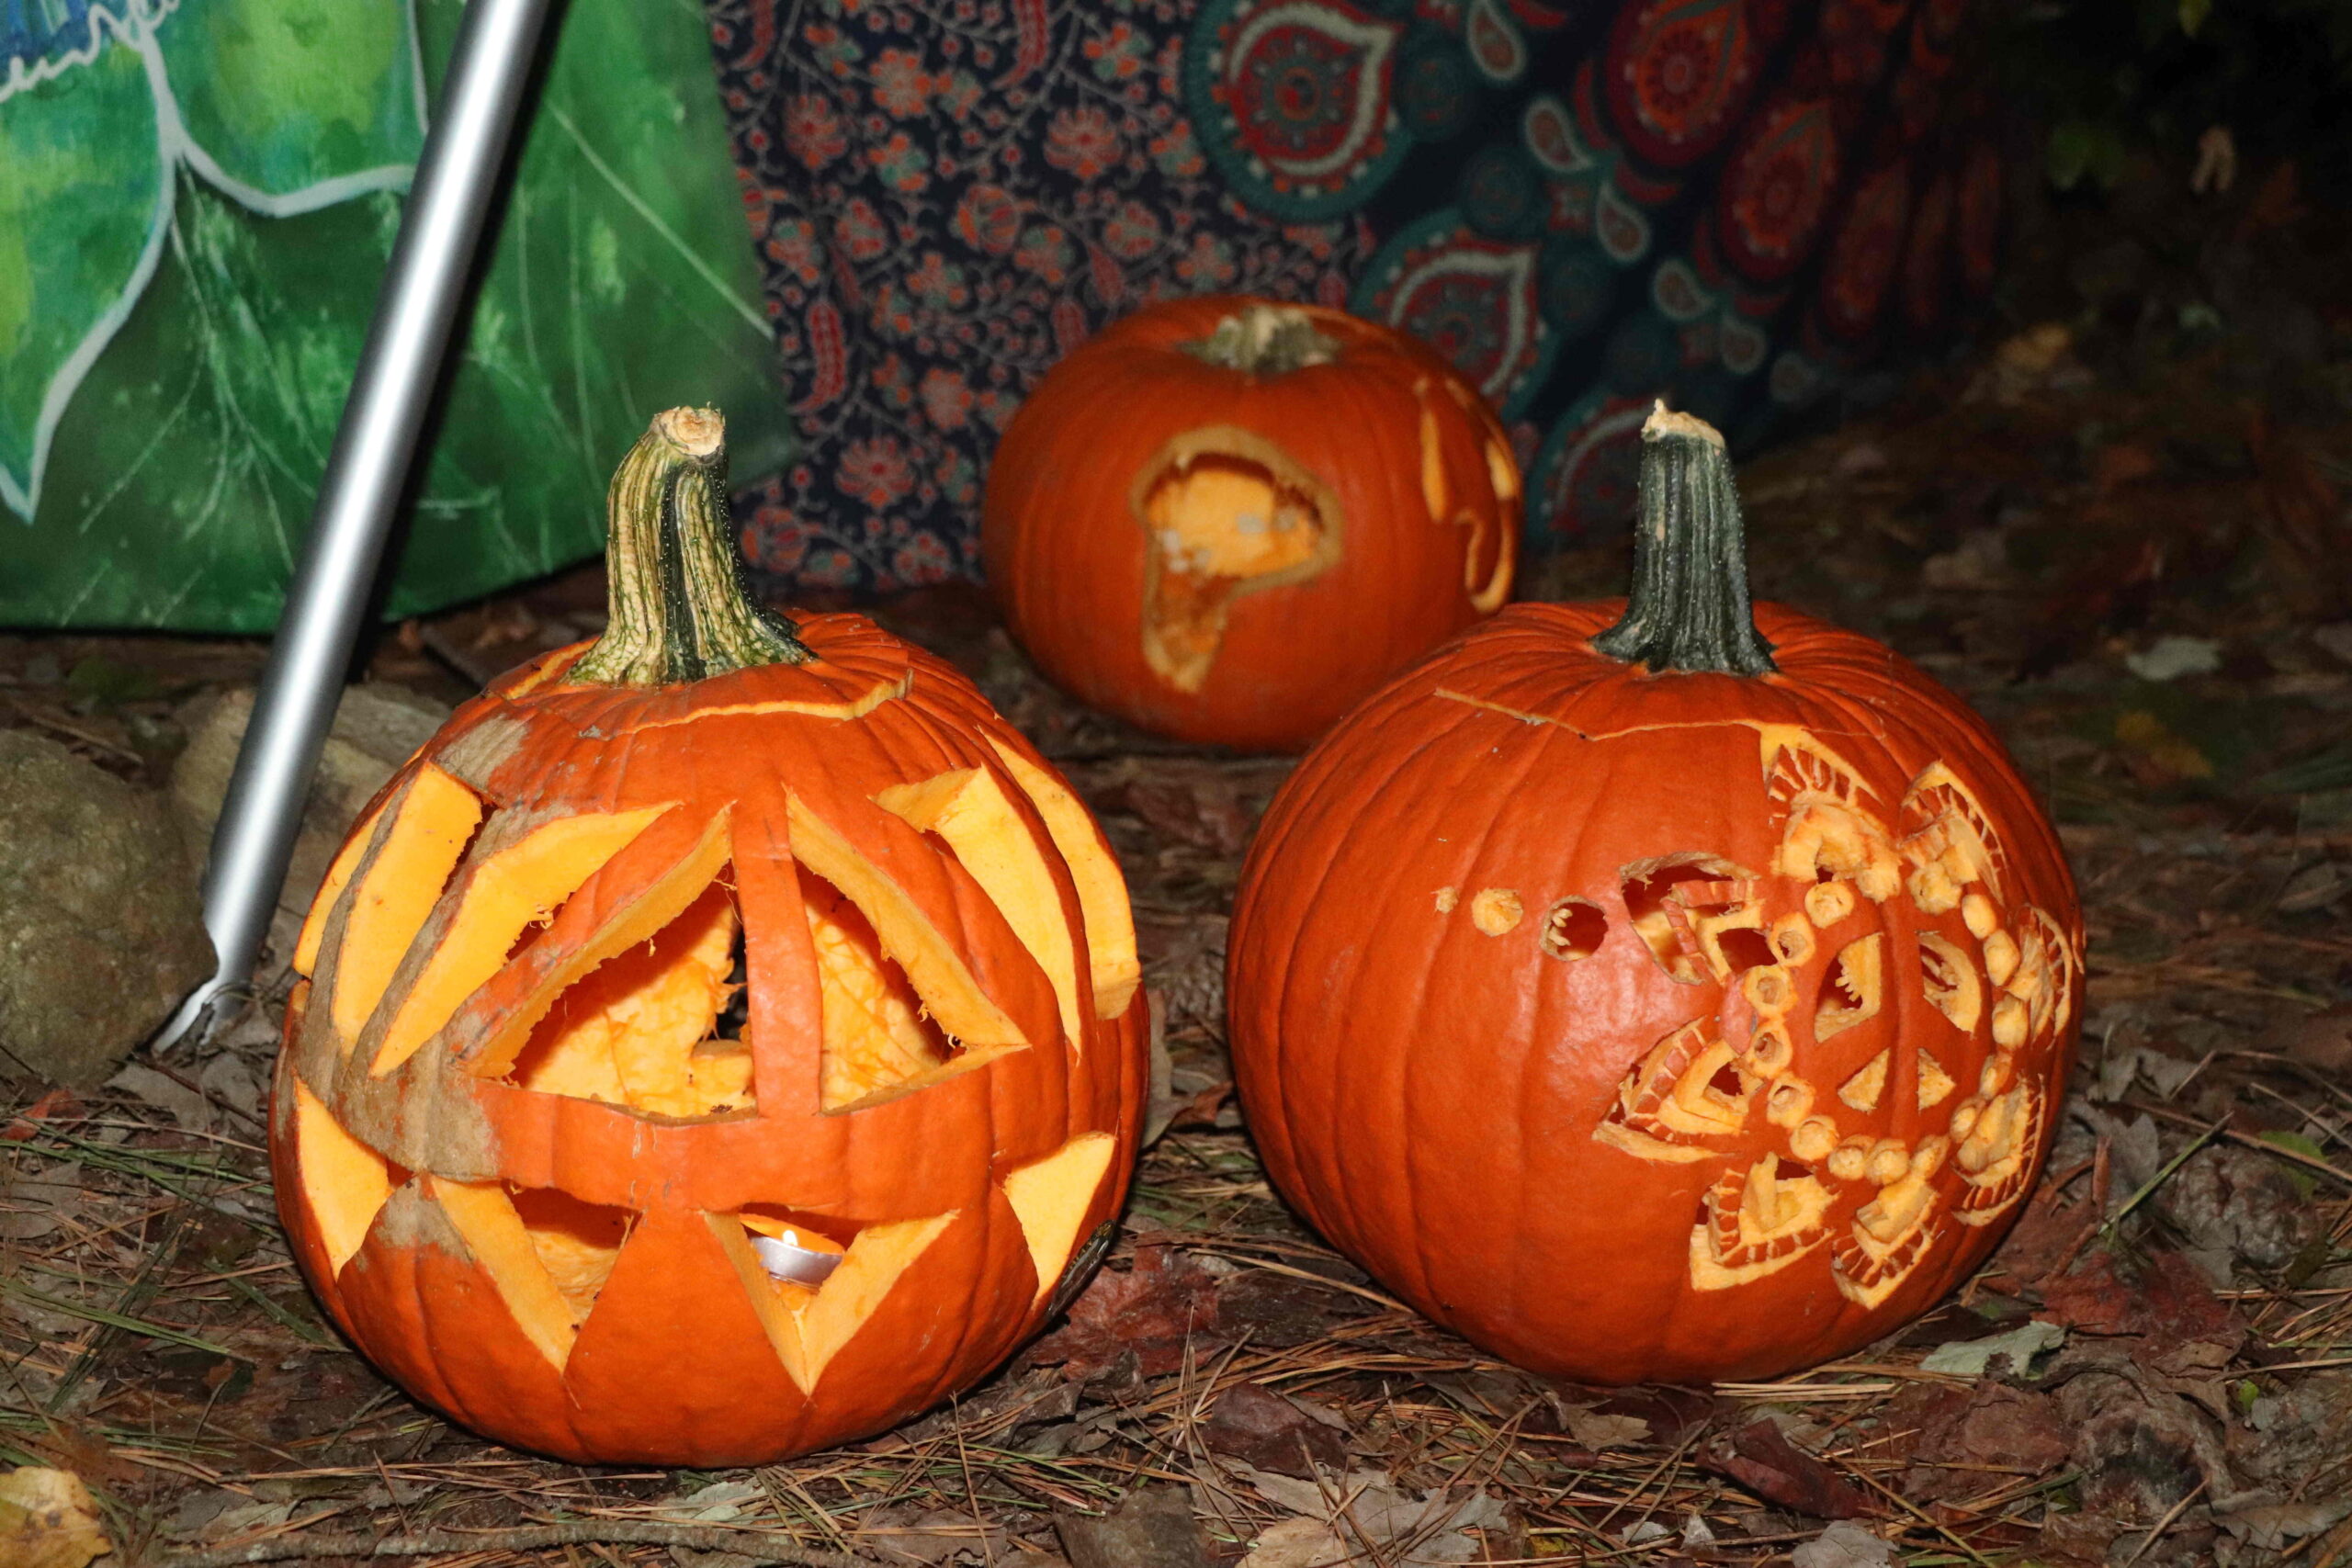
[
  {"left": 372, "top": 807, "right": 673, "bottom": 1078},
  {"left": 802, "top": 878, "right": 1013, "bottom": 1111},
  {"left": 1135, "top": 435, "right": 1340, "bottom": 694},
  {"left": 707, "top": 1208, "right": 956, "bottom": 1393},
  {"left": 984, "top": 739, "right": 1140, "bottom": 1020},
  {"left": 501, "top": 878, "right": 754, "bottom": 1119},
  {"left": 298, "top": 795, "right": 392, "bottom": 979},
  {"left": 1001, "top": 1133, "right": 1117, "bottom": 1306},
  {"left": 292, "top": 1079, "right": 402, "bottom": 1275},
  {"left": 785, "top": 794, "right": 1026, "bottom": 1053},
  {"left": 874, "top": 767, "right": 1085, "bottom": 1046},
  {"left": 332, "top": 766, "right": 484, "bottom": 1048},
  {"left": 430, "top": 1177, "right": 634, "bottom": 1371}
]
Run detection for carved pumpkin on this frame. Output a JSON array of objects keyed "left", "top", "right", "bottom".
[
  {"left": 271, "top": 410, "right": 1146, "bottom": 1464},
  {"left": 982, "top": 297, "right": 1521, "bottom": 751},
  {"left": 1227, "top": 407, "right": 2082, "bottom": 1383}
]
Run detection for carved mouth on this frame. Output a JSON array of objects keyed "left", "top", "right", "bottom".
[{"left": 1131, "top": 426, "right": 1342, "bottom": 694}]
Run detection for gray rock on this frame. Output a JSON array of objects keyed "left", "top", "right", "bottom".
[
  {"left": 0, "top": 729, "right": 213, "bottom": 1086},
  {"left": 170, "top": 682, "right": 450, "bottom": 919}
]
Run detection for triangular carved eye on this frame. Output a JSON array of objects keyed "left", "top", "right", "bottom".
[
  {"left": 707, "top": 1208, "right": 956, "bottom": 1393},
  {"left": 429, "top": 1177, "right": 636, "bottom": 1371}
]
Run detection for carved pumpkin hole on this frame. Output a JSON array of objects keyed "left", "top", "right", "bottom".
[
  {"left": 875, "top": 765, "right": 1086, "bottom": 1045},
  {"left": 428, "top": 1177, "right": 638, "bottom": 1371},
  {"left": 1815, "top": 934, "right": 1884, "bottom": 1042},
  {"left": 1621, "top": 854, "right": 1756, "bottom": 984},
  {"left": 1538, "top": 897, "right": 1607, "bottom": 960},
  {"left": 500, "top": 875, "right": 755, "bottom": 1121},
  {"left": 986, "top": 739, "right": 1140, "bottom": 1020},
  {"left": 291, "top": 1079, "right": 408, "bottom": 1277},
  {"left": 707, "top": 1205, "right": 958, "bottom": 1393},
  {"left": 328, "top": 765, "right": 487, "bottom": 1048},
  {"left": 1136, "top": 435, "right": 1340, "bottom": 694},
  {"left": 1708, "top": 1062, "right": 1747, "bottom": 1097},
  {"left": 369, "top": 805, "right": 674, "bottom": 1079},
  {"left": 512, "top": 1188, "right": 633, "bottom": 1327},
  {"left": 1714, "top": 927, "right": 1775, "bottom": 976},
  {"left": 785, "top": 831, "right": 1027, "bottom": 1114}
]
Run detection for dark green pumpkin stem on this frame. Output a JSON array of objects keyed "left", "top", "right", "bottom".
[
  {"left": 568, "top": 407, "right": 811, "bottom": 687},
  {"left": 1592, "top": 403, "right": 1777, "bottom": 676},
  {"left": 1182, "top": 301, "right": 1340, "bottom": 375}
]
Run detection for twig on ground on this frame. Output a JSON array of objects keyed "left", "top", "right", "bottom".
[{"left": 142, "top": 1522, "right": 872, "bottom": 1568}]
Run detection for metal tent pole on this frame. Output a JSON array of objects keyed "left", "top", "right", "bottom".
[{"left": 154, "top": 0, "right": 560, "bottom": 1051}]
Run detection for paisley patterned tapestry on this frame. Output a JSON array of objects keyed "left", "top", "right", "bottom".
[
  {"left": 1, "top": 0, "right": 786, "bottom": 629},
  {"left": 713, "top": 0, "right": 1999, "bottom": 592}
]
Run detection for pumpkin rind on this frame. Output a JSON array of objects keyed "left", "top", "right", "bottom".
[
  {"left": 982, "top": 296, "right": 1521, "bottom": 750},
  {"left": 270, "top": 414, "right": 1146, "bottom": 1464},
  {"left": 1226, "top": 413, "right": 2080, "bottom": 1384}
]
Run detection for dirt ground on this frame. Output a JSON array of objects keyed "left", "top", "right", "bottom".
[{"left": 6, "top": 161, "right": 2352, "bottom": 1568}]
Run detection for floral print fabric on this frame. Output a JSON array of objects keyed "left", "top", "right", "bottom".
[{"left": 707, "top": 0, "right": 1374, "bottom": 593}]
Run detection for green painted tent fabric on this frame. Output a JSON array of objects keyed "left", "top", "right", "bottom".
[{"left": 0, "top": 0, "right": 787, "bottom": 630}]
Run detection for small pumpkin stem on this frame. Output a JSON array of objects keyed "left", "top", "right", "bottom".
[
  {"left": 1182, "top": 301, "right": 1340, "bottom": 375},
  {"left": 1592, "top": 402, "right": 1777, "bottom": 677},
  {"left": 568, "top": 407, "right": 812, "bottom": 687}
]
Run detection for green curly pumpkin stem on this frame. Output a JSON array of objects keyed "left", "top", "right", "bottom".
[
  {"left": 1593, "top": 402, "right": 1778, "bottom": 677},
  {"left": 569, "top": 407, "right": 812, "bottom": 687}
]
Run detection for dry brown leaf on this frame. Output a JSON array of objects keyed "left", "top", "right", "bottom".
[{"left": 0, "top": 1467, "right": 111, "bottom": 1568}]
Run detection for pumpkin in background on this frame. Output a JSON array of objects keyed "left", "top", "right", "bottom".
[
  {"left": 271, "top": 409, "right": 1146, "bottom": 1465},
  {"left": 982, "top": 296, "right": 1521, "bottom": 751},
  {"left": 1226, "top": 406, "right": 2082, "bottom": 1384}
]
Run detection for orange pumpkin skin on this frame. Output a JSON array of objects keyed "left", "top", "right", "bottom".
[
  {"left": 981, "top": 295, "right": 1520, "bottom": 751},
  {"left": 1227, "top": 596, "right": 2082, "bottom": 1385},
  {"left": 273, "top": 417, "right": 1145, "bottom": 1466}
]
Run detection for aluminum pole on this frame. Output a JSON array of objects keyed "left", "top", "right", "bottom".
[{"left": 155, "top": 0, "right": 560, "bottom": 1051}]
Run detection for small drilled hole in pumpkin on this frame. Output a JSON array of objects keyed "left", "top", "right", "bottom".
[
  {"left": 1779, "top": 1161, "right": 1814, "bottom": 1180},
  {"left": 502, "top": 874, "right": 754, "bottom": 1121},
  {"left": 1538, "top": 897, "right": 1606, "bottom": 960}
]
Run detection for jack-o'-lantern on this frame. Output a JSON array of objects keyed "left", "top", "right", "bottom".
[
  {"left": 271, "top": 409, "right": 1147, "bottom": 1464},
  {"left": 982, "top": 296, "right": 1521, "bottom": 751},
  {"left": 1227, "top": 405, "right": 2081, "bottom": 1383}
]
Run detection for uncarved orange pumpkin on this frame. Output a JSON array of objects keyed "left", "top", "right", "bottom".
[
  {"left": 1227, "top": 406, "right": 2082, "bottom": 1384},
  {"left": 982, "top": 296, "right": 1521, "bottom": 751},
  {"left": 272, "top": 409, "right": 1146, "bottom": 1464}
]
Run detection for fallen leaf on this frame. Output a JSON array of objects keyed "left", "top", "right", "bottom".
[
  {"left": 1235, "top": 1467, "right": 1509, "bottom": 1565},
  {"left": 1057, "top": 1488, "right": 1210, "bottom": 1568},
  {"left": 1791, "top": 1519, "right": 1894, "bottom": 1568},
  {"left": 1557, "top": 1404, "right": 1652, "bottom": 1450},
  {"left": 1702, "top": 1420, "right": 1873, "bottom": 1520},
  {"left": 1918, "top": 1319, "right": 2065, "bottom": 1377},
  {"left": 103, "top": 1063, "right": 211, "bottom": 1131},
  {"left": 862, "top": 1506, "right": 1012, "bottom": 1565},
  {"left": 2037, "top": 1249, "right": 2241, "bottom": 1359},
  {"left": 0, "top": 1467, "right": 112, "bottom": 1568},
  {"left": 2217, "top": 1499, "right": 2352, "bottom": 1551},
  {"left": 1028, "top": 1246, "right": 1221, "bottom": 1379},
  {"left": 1202, "top": 1383, "right": 1349, "bottom": 1478},
  {"left": 1238, "top": 1517, "right": 1345, "bottom": 1568},
  {"left": 2124, "top": 636, "right": 2223, "bottom": 682},
  {"left": 3, "top": 1090, "right": 80, "bottom": 1141}
]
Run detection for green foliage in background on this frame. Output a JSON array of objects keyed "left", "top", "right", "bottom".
[{"left": 1, "top": 0, "right": 786, "bottom": 630}]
